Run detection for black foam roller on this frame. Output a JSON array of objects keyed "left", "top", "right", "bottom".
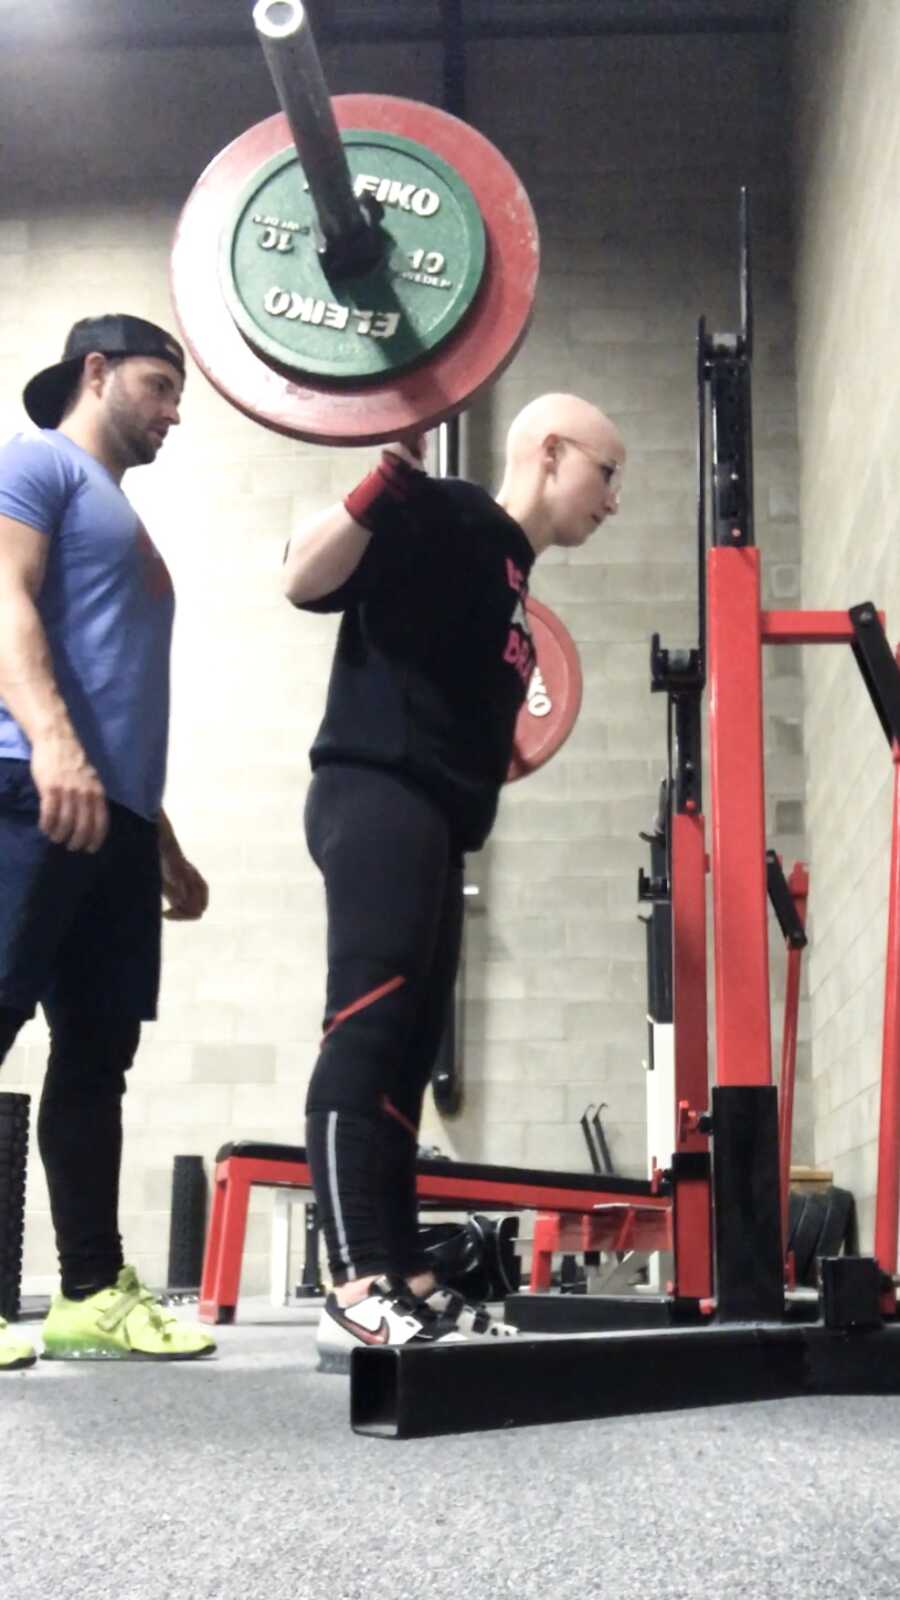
[
  {"left": 0, "top": 1092, "right": 30, "bottom": 1321},
  {"left": 166, "top": 1154, "right": 208, "bottom": 1289}
]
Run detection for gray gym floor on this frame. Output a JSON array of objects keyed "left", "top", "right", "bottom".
[{"left": 2, "top": 1299, "right": 900, "bottom": 1600}]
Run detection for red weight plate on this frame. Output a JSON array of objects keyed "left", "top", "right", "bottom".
[
  {"left": 507, "top": 597, "right": 583, "bottom": 783},
  {"left": 171, "top": 95, "right": 539, "bottom": 445}
]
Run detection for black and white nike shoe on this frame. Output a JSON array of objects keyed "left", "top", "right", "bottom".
[
  {"left": 316, "top": 1275, "right": 465, "bottom": 1373},
  {"left": 425, "top": 1287, "right": 519, "bottom": 1339}
]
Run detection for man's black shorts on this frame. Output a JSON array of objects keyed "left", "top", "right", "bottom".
[{"left": 0, "top": 758, "right": 162, "bottom": 1018}]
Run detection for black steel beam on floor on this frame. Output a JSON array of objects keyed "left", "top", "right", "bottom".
[
  {"left": 506, "top": 1292, "right": 677, "bottom": 1332},
  {"left": 350, "top": 1321, "right": 900, "bottom": 1439},
  {"left": 507, "top": 1289, "right": 824, "bottom": 1333}
]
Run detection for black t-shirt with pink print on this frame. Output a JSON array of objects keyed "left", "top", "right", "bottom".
[{"left": 298, "top": 476, "right": 536, "bottom": 851}]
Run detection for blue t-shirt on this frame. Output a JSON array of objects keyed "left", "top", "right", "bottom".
[{"left": 0, "top": 430, "right": 175, "bottom": 820}]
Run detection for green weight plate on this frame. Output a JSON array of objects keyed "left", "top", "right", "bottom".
[{"left": 220, "top": 129, "right": 486, "bottom": 382}]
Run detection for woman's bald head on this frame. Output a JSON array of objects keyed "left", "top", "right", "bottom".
[
  {"left": 506, "top": 393, "right": 624, "bottom": 466},
  {"left": 497, "top": 392, "right": 625, "bottom": 554}
]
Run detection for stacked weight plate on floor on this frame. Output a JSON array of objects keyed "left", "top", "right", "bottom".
[
  {"left": 787, "top": 1185, "right": 857, "bottom": 1286},
  {"left": 0, "top": 1092, "right": 29, "bottom": 1322}
]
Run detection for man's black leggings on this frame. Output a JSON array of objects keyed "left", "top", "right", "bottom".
[
  {"left": 304, "top": 764, "right": 463, "bottom": 1284},
  {"left": 0, "top": 1006, "right": 139, "bottom": 1298}
]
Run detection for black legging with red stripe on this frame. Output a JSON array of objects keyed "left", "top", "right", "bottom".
[{"left": 304, "top": 763, "right": 463, "bottom": 1283}]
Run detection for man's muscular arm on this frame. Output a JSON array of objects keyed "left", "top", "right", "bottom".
[{"left": 0, "top": 513, "right": 108, "bottom": 852}]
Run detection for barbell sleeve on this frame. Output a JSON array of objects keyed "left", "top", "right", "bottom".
[{"left": 252, "top": 0, "right": 381, "bottom": 273}]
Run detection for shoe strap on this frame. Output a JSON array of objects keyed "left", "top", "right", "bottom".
[
  {"left": 371, "top": 1275, "right": 422, "bottom": 1317},
  {"left": 96, "top": 1267, "right": 170, "bottom": 1336},
  {"left": 434, "top": 1288, "right": 465, "bottom": 1320}
]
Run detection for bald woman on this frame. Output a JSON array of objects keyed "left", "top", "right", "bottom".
[{"left": 283, "top": 394, "right": 625, "bottom": 1367}]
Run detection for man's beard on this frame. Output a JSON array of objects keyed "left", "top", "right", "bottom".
[
  {"left": 105, "top": 378, "right": 157, "bottom": 468},
  {"left": 120, "top": 431, "right": 156, "bottom": 467}
]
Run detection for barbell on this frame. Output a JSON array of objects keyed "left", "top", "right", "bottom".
[
  {"left": 171, "top": 2, "right": 581, "bottom": 778},
  {"left": 170, "top": 0, "right": 540, "bottom": 446}
]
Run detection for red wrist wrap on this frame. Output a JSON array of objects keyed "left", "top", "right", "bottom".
[{"left": 344, "top": 451, "right": 423, "bottom": 528}]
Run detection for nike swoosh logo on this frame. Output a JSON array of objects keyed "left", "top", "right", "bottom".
[
  {"left": 335, "top": 1309, "right": 390, "bottom": 1346},
  {"left": 355, "top": 1319, "right": 390, "bottom": 1346}
]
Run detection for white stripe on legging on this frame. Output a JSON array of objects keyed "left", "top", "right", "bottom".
[{"left": 326, "top": 1110, "right": 355, "bottom": 1280}]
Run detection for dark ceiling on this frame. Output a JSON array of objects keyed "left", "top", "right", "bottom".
[{"left": 2, "top": 0, "right": 792, "bottom": 50}]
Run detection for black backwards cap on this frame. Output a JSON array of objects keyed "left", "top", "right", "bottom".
[{"left": 23, "top": 314, "right": 186, "bottom": 428}]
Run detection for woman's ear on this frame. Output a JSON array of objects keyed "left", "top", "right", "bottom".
[{"left": 541, "top": 433, "right": 561, "bottom": 475}]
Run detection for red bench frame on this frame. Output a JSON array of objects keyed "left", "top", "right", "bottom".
[{"left": 199, "top": 1143, "right": 672, "bottom": 1323}]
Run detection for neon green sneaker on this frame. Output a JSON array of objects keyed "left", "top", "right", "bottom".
[
  {"left": 0, "top": 1316, "right": 36, "bottom": 1370},
  {"left": 42, "top": 1265, "right": 216, "bottom": 1361}
]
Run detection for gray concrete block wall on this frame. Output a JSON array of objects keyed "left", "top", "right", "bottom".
[
  {"left": 792, "top": 0, "right": 900, "bottom": 1249},
  {"left": 0, "top": 24, "right": 804, "bottom": 1293}
]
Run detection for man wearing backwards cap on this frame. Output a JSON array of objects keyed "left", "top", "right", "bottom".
[{"left": 0, "top": 314, "right": 215, "bottom": 1368}]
